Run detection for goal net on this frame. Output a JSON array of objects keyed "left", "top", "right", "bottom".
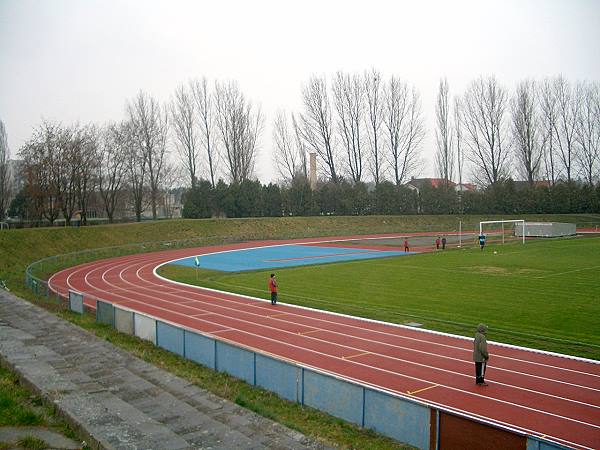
[{"left": 479, "top": 220, "right": 526, "bottom": 245}]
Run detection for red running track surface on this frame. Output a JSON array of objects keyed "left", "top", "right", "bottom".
[{"left": 48, "top": 235, "right": 600, "bottom": 450}]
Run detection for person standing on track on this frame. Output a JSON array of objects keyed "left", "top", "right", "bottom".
[
  {"left": 269, "top": 273, "right": 278, "bottom": 305},
  {"left": 473, "top": 323, "right": 490, "bottom": 386},
  {"left": 441, "top": 236, "right": 447, "bottom": 250},
  {"left": 435, "top": 236, "right": 440, "bottom": 250},
  {"left": 404, "top": 239, "right": 409, "bottom": 252}
]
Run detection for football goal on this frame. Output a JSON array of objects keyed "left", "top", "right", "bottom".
[{"left": 479, "top": 220, "right": 526, "bottom": 245}]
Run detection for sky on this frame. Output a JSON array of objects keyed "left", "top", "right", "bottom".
[{"left": 1, "top": 0, "right": 599, "bottom": 184}]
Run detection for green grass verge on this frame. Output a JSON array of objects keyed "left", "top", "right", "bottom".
[
  {"left": 0, "top": 365, "right": 83, "bottom": 448},
  {"left": 2, "top": 215, "right": 599, "bottom": 449},
  {"left": 57, "top": 310, "right": 411, "bottom": 450},
  {"left": 159, "top": 236, "right": 600, "bottom": 360}
]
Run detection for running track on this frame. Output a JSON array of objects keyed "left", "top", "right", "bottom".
[{"left": 48, "top": 235, "right": 600, "bottom": 450}]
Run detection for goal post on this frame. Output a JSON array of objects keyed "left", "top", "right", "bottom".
[{"left": 479, "top": 220, "right": 526, "bottom": 244}]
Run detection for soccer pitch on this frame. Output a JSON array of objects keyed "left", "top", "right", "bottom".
[{"left": 160, "top": 235, "right": 600, "bottom": 360}]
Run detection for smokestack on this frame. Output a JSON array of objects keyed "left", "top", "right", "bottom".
[{"left": 309, "top": 152, "right": 317, "bottom": 190}]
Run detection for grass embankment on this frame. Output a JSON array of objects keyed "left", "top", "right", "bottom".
[
  {"left": 1, "top": 214, "right": 599, "bottom": 450},
  {"left": 3, "top": 214, "right": 598, "bottom": 291},
  {"left": 0, "top": 365, "right": 82, "bottom": 449},
  {"left": 161, "top": 236, "right": 600, "bottom": 360}
]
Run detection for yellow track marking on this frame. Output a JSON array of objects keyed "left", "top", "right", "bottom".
[
  {"left": 342, "top": 352, "right": 371, "bottom": 360},
  {"left": 406, "top": 384, "right": 440, "bottom": 395},
  {"left": 298, "top": 329, "right": 321, "bottom": 335}
]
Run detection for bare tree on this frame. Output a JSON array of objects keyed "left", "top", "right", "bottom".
[
  {"left": 123, "top": 124, "right": 147, "bottom": 222},
  {"left": 171, "top": 83, "right": 199, "bottom": 188},
  {"left": 364, "top": 69, "right": 384, "bottom": 185},
  {"left": 383, "top": 77, "right": 425, "bottom": 185},
  {"left": 127, "top": 91, "right": 169, "bottom": 219},
  {"left": 553, "top": 76, "right": 581, "bottom": 182},
  {"left": 299, "top": 76, "right": 338, "bottom": 183},
  {"left": 98, "top": 122, "right": 128, "bottom": 222},
  {"left": 273, "top": 110, "right": 306, "bottom": 182},
  {"left": 333, "top": 71, "right": 365, "bottom": 182},
  {"left": 214, "top": 81, "right": 263, "bottom": 184},
  {"left": 435, "top": 78, "right": 454, "bottom": 187},
  {"left": 454, "top": 97, "right": 464, "bottom": 188},
  {"left": 20, "top": 122, "right": 64, "bottom": 224},
  {"left": 539, "top": 78, "right": 559, "bottom": 184},
  {"left": 576, "top": 81, "right": 600, "bottom": 185},
  {"left": 73, "top": 125, "right": 100, "bottom": 224},
  {"left": 191, "top": 77, "right": 218, "bottom": 187},
  {"left": 462, "top": 76, "right": 510, "bottom": 186},
  {"left": 0, "top": 120, "right": 10, "bottom": 219},
  {"left": 511, "top": 79, "right": 543, "bottom": 184}
]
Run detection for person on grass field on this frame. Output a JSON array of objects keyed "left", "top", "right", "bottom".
[
  {"left": 404, "top": 239, "right": 409, "bottom": 252},
  {"left": 473, "top": 324, "right": 490, "bottom": 386},
  {"left": 269, "top": 273, "right": 278, "bottom": 305},
  {"left": 479, "top": 233, "right": 486, "bottom": 250}
]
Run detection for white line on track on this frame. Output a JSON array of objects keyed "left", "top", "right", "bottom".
[
  {"left": 75, "top": 259, "right": 600, "bottom": 435},
  {"left": 69, "top": 257, "right": 600, "bottom": 429},
  {"left": 50, "top": 242, "right": 600, "bottom": 449}
]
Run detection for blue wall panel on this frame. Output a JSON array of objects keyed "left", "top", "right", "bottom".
[
  {"left": 184, "top": 331, "right": 216, "bottom": 369},
  {"left": 303, "top": 370, "right": 363, "bottom": 426},
  {"left": 156, "top": 321, "right": 184, "bottom": 356},
  {"left": 365, "top": 389, "right": 431, "bottom": 450},
  {"left": 215, "top": 341, "right": 254, "bottom": 384},
  {"left": 96, "top": 300, "right": 114, "bottom": 326},
  {"left": 527, "top": 437, "right": 572, "bottom": 450},
  {"left": 255, "top": 354, "right": 301, "bottom": 402}
]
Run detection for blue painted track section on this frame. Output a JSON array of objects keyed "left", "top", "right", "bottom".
[{"left": 169, "top": 244, "right": 413, "bottom": 272}]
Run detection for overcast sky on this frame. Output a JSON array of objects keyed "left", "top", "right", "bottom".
[{"left": 1, "top": 0, "right": 599, "bottom": 183}]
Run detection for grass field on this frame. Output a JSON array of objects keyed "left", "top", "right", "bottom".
[
  {"left": 159, "top": 235, "right": 600, "bottom": 360},
  {"left": 2, "top": 215, "right": 599, "bottom": 450}
]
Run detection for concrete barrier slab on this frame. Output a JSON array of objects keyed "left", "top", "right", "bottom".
[
  {"left": 216, "top": 341, "right": 254, "bottom": 384},
  {"left": 134, "top": 313, "right": 156, "bottom": 344},
  {"left": 115, "top": 308, "right": 134, "bottom": 335},
  {"left": 364, "top": 389, "right": 430, "bottom": 450},
  {"left": 185, "top": 331, "right": 216, "bottom": 369},
  {"left": 96, "top": 300, "right": 114, "bottom": 326},
  {"left": 303, "top": 370, "right": 363, "bottom": 426},
  {"left": 156, "top": 321, "right": 184, "bottom": 356},
  {"left": 256, "top": 354, "right": 301, "bottom": 402},
  {"left": 68, "top": 291, "right": 84, "bottom": 314}
]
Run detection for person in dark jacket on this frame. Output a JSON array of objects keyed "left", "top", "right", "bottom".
[{"left": 473, "top": 323, "right": 490, "bottom": 386}]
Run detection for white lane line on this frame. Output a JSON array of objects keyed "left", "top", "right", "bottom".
[
  {"left": 72, "top": 254, "right": 600, "bottom": 397},
  {"left": 61, "top": 249, "right": 600, "bottom": 379},
  {"left": 80, "top": 258, "right": 600, "bottom": 420},
  {"left": 78, "top": 263, "right": 600, "bottom": 433}
]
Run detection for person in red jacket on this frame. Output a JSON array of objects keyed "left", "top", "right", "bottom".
[
  {"left": 404, "top": 239, "right": 409, "bottom": 252},
  {"left": 435, "top": 237, "right": 440, "bottom": 250},
  {"left": 269, "top": 273, "right": 278, "bottom": 305}
]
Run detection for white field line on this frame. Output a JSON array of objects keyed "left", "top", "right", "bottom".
[
  {"left": 76, "top": 257, "right": 600, "bottom": 417},
  {"left": 534, "top": 265, "right": 600, "bottom": 279},
  {"left": 154, "top": 238, "right": 600, "bottom": 366},
  {"left": 60, "top": 254, "right": 599, "bottom": 450},
  {"left": 73, "top": 259, "right": 600, "bottom": 434},
  {"left": 177, "top": 280, "right": 600, "bottom": 393},
  {"left": 56, "top": 242, "right": 600, "bottom": 371}
]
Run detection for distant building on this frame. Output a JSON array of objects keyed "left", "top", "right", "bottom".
[
  {"left": 454, "top": 182, "right": 478, "bottom": 192},
  {"left": 405, "top": 177, "right": 457, "bottom": 194}
]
